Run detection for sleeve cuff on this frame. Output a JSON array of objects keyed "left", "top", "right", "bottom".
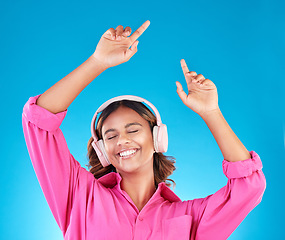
[
  {"left": 222, "top": 151, "right": 263, "bottom": 179},
  {"left": 22, "top": 94, "right": 67, "bottom": 132}
]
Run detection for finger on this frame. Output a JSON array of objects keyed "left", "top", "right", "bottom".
[
  {"left": 180, "top": 59, "right": 197, "bottom": 77},
  {"left": 199, "top": 79, "right": 215, "bottom": 89},
  {"left": 130, "top": 40, "right": 139, "bottom": 51},
  {"left": 180, "top": 59, "right": 196, "bottom": 86},
  {"left": 123, "top": 27, "right": 132, "bottom": 37},
  {"left": 191, "top": 79, "right": 213, "bottom": 91},
  {"left": 125, "top": 40, "right": 139, "bottom": 60},
  {"left": 180, "top": 59, "right": 189, "bottom": 75},
  {"left": 129, "top": 20, "right": 150, "bottom": 42},
  {"left": 202, "top": 79, "right": 212, "bottom": 85},
  {"left": 104, "top": 28, "right": 116, "bottom": 40},
  {"left": 176, "top": 81, "right": 188, "bottom": 104},
  {"left": 115, "top": 25, "right": 124, "bottom": 40},
  {"left": 194, "top": 74, "right": 205, "bottom": 83}
]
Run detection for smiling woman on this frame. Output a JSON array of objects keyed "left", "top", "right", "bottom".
[
  {"left": 86, "top": 99, "right": 176, "bottom": 189},
  {"left": 22, "top": 20, "right": 266, "bottom": 240}
]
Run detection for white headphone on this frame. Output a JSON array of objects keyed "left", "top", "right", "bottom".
[{"left": 90, "top": 95, "right": 168, "bottom": 167}]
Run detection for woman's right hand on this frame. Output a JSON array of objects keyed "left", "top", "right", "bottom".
[{"left": 91, "top": 20, "right": 150, "bottom": 70}]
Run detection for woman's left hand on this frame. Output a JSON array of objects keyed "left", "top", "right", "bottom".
[{"left": 176, "top": 59, "right": 219, "bottom": 117}]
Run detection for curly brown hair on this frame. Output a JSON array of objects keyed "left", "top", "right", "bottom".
[{"left": 86, "top": 100, "right": 176, "bottom": 190}]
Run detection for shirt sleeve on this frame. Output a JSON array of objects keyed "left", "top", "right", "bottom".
[
  {"left": 188, "top": 151, "right": 266, "bottom": 240},
  {"left": 22, "top": 94, "right": 95, "bottom": 234}
]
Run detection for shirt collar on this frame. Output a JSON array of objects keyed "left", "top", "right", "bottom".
[{"left": 97, "top": 172, "right": 181, "bottom": 203}]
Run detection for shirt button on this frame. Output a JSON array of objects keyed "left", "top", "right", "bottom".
[{"left": 139, "top": 216, "right": 143, "bottom": 221}]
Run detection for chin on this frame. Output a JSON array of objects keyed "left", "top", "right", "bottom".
[
  {"left": 119, "top": 162, "right": 153, "bottom": 176},
  {"left": 117, "top": 165, "right": 141, "bottom": 174},
  {"left": 111, "top": 154, "right": 154, "bottom": 174}
]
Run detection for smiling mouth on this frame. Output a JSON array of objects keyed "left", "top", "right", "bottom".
[{"left": 117, "top": 149, "right": 139, "bottom": 159}]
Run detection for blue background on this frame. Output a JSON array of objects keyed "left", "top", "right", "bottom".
[{"left": 1, "top": 0, "right": 284, "bottom": 239}]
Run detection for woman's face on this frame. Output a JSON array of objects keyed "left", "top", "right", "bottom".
[{"left": 101, "top": 106, "right": 155, "bottom": 174}]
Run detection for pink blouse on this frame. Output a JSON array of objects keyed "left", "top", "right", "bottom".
[{"left": 22, "top": 94, "right": 266, "bottom": 240}]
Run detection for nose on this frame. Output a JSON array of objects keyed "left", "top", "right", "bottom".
[{"left": 117, "top": 132, "right": 131, "bottom": 145}]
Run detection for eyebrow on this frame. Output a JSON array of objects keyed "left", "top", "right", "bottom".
[{"left": 104, "top": 122, "right": 142, "bottom": 136}]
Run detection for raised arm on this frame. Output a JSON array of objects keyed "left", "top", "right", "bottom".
[
  {"left": 22, "top": 21, "right": 151, "bottom": 235},
  {"left": 176, "top": 59, "right": 250, "bottom": 162},
  {"left": 36, "top": 20, "right": 151, "bottom": 114},
  {"left": 176, "top": 59, "right": 266, "bottom": 239}
]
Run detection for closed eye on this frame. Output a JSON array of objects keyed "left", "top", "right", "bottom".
[
  {"left": 128, "top": 130, "right": 138, "bottom": 133},
  {"left": 107, "top": 135, "right": 117, "bottom": 140}
]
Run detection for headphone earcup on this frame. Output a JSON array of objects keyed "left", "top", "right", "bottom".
[
  {"left": 153, "top": 124, "right": 168, "bottom": 153},
  {"left": 91, "top": 139, "right": 111, "bottom": 167}
]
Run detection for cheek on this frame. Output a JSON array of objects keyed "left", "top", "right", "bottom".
[
  {"left": 103, "top": 140, "right": 114, "bottom": 154},
  {"left": 104, "top": 143, "right": 118, "bottom": 164},
  {"left": 141, "top": 133, "right": 154, "bottom": 150}
]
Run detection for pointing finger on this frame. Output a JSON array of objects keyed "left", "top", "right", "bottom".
[
  {"left": 129, "top": 20, "right": 150, "bottom": 43},
  {"left": 180, "top": 59, "right": 190, "bottom": 75},
  {"left": 180, "top": 59, "right": 197, "bottom": 77}
]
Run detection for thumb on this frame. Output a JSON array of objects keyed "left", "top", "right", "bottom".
[
  {"left": 176, "top": 81, "right": 188, "bottom": 105},
  {"left": 125, "top": 40, "right": 139, "bottom": 60}
]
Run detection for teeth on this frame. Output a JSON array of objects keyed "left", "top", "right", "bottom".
[{"left": 119, "top": 149, "right": 136, "bottom": 157}]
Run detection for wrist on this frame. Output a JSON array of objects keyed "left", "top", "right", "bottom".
[
  {"left": 200, "top": 107, "right": 222, "bottom": 122},
  {"left": 88, "top": 54, "right": 108, "bottom": 72}
]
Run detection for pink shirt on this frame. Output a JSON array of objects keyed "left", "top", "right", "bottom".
[{"left": 22, "top": 94, "right": 266, "bottom": 240}]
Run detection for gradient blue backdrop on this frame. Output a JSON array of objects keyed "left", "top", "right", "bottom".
[{"left": 1, "top": 0, "right": 284, "bottom": 239}]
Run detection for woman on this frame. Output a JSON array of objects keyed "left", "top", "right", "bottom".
[{"left": 22, "top": 20, "right": 266, "bottom": 239}]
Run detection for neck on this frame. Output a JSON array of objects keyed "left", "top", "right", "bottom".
[{"left": 119, "top": 170, "right": 156, "bottom": 212}]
